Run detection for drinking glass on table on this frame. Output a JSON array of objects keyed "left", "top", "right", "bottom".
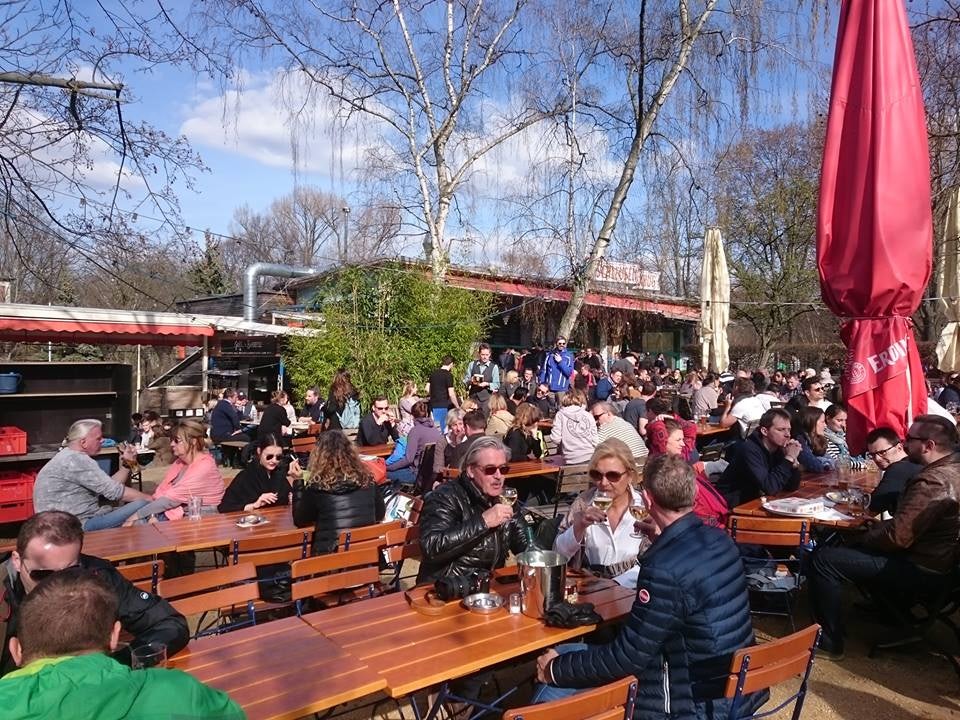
[{"left": 131, "top": 642, "right": 167, "bottom": 669}]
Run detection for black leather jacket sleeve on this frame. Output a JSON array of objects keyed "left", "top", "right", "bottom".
[
  {"left": 85, "top": 556, "right": 189, "bottom": 664},
  {"left": 420, "top": 491, "right": 491, "bottom": 567}
]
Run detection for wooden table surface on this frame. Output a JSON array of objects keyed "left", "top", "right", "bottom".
[
  {"left": 443, "top": 459, "right": 563, "bottom": 481},
  {"left": 81, "top": 522, "right": 176, "bottom": 561},
  {"left": 301, "top": 573, "right": 635, "bottom": 698},
  {"left": 731, "top": 469, "right": 881, "bottom": 528},
  {"left": 152, "top": 505, "right": 298, "bottom": 553},
  {"left": 169, "top": 615, "right": 386, "bottom": 720},
  {"left": 357, "top": 443, "right": 395, "bottom": 458},
  {"left": 695, "top": 423, "right": 729, "bottom": 438}
]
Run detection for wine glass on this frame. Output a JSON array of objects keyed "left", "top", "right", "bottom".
[
  {"left": 592, "top": 491, "right": 613, "bottom": 519},
  {"left": 629, "top": 497, "right": 649, "bottom": 539},
  {"left": 499, "top": 487, "right": 518, "bottom": 506}
]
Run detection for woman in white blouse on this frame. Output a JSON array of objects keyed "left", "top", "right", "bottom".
[{"left": 553, "top": 438, "right": 646, "bottom": 588}]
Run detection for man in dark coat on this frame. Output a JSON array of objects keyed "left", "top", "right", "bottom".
[
  {"left": 417, "top": 436, "right": 530, "bottom": 583},
  {"left": 534, "top": 454, "right": 766, "bottom": 719},
  {"left": 0, "top": 511, "right": 188, "bottom": 677}
]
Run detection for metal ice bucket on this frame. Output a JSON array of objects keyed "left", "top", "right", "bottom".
[{"left": 516, "top": 550, "right": 567, "bottom": 619}]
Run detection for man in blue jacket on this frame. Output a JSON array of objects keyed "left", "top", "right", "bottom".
[
  {"left": 534, "top": 454, "right": 767, "bottom": 719},
  {"left": 539, "top": 336, "right": 575, "bottom": 404}
]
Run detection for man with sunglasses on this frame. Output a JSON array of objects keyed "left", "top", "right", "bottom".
[
  {"left": 864, "top": 427, "right": 921, "bottom": 515},
  {"left": 0, "top": 511, "right": 189, "bottom": 677},
  {"left": 538, "top": 336, "right": 575, "bottom": 404},
  {"left": 592, "top": 402, "right": 647, "bottom": 460},
  {"left": 417, "top": 436, "right": 532, "bottom": 583},
  {"left": 809, "top": 415, "right": 960, "bottom": 660}
]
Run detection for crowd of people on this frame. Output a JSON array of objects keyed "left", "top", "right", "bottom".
[{"left": 5, "top": 340, "right": 960, "bottom": 719}]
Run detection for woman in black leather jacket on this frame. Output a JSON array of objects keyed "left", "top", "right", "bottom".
[
  {"left": 292, "top": 430, "right": 384, "bottom": 555},
  {"left": 417, "top": 436, "right": 530, "bottom": 583}
]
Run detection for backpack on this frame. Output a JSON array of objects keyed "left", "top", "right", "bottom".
[
  {"left": 693, "top": 468, "right": 730, "bottom": 528},
  {"left": 337, "top": 397, "right": 361, "bottom": 429}
]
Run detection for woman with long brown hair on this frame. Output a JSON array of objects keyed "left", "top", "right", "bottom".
[
  {"left": 323, "top": 368, "right": 361, "bottom": 430},
  {"left": 791, "top": 406, "right": 836, "bottom": 473},
  {"left": 292, "top": 430, "right": 384, "bottom": 554}
]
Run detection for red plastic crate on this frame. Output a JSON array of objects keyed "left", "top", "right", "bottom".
[
  {"left": 0, "top": 470, "right": 34, "bottom": 502},
  {"left": 0, "top": 499, "right": 32, "bottom": 523},
  {"left": 0, "top": 426, "right": 27, "bottom": 456}
]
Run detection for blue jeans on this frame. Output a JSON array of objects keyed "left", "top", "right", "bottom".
[
  {"left": 82, "top": 500, "right": 150, "bottom": 531},
  {"left": 432, "top": 408, "right": 448, "bottom": 430},
  {"left": 386, "top": 466, "right": 415, "bottom": 486},
  {"left": 531, "top": 643, "right": 590, "bottom": 704}
]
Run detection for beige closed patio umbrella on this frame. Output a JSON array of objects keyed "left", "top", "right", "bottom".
[
  {"left": 700, "top": 226, "right": 730, "bottom": 373},
  {"left": 937, "top": 186, "right": 960, "bottom": 372}
]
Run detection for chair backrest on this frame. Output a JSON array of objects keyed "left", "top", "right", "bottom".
[
  {"left": 290, "top": 545, "right": 382, "bottom": 608},
  {"left": 558, "top": 462, "right": 592, "bottom": 496},
  {"left": 724, "top": 624, "right": 821, "bottom": 720},
  {"left": 291, "top": 435, "right": 317, "bottom": 459},
  {"left": 157, "top": 562, "right": 259, "bottom": 620},
  {"left": 338, "top": 520, "right": 404, "bottom": 550},
  {"left": 231, "top": 529, "right": 312, "bottom": 566},
  {"left": 699, "top": 442, "right": 726, "bottom": 462},
  {"left": 414, "top": 443, "right": 438, "bottom": 495},
  {"left": 728, "top": 515, "right": 809, "bottom": 547},
  {"left": 115, "top": 559, "right": 165, "bottom": 594},
  {"left": 503, "top": 676, "right": 637, "bottom": 720},
  {"left": 382, "top": 524, "right": 421, "bottom": 564},
  {"left": 407, "top": 496, "right": 425, "bottom": 526}
]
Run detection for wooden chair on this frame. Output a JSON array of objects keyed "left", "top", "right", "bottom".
[
  {"left": 503, "top": 676, "right": 637, "bottom": 720},
  {"left": 291, "top": 434, "right": 317, "bottom": 461},
  {"left": 699, "top": 442, "right": 726, "bottom": 462},
  {"left": 115, "top": 559, "right": 165, "bottom": 594},
  {"left": 157, "top": 562, "right": 259, "bottom": 637},
  {"left": 728, "top": 515, "right": 810, "bottom": 631},
  {"left": 230, "top": 529, "right": 312, "bottom": 607},
  {"left": 723, "top": 624, "right": 821, "bottom": 719},
  {"left": 413, "top": 443, "right": 439, "bottom": 495},
  {"left": 406, "top": 496, "right": 424, "bottom": 526},
  {"left": 381, "top": 524, "right": 421, "bottom": 590},
  {"left": 552, "top": 462, "right": 592, "bottom": 517},
  {"left": 291, "top": 545, "right": 382, "bottom": 614},
  {"left": 337, "top": 519, "right": 404, "bottom": 551}
]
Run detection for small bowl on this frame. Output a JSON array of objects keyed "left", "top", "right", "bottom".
[
  {"left": 825, "top": 491, "right": 847, "bottom": 504},
  {"left": 237, "top": 514, "right": 265, "bottom": 526},
  {"left": 462, "top": 592, "right": 504, "bottom": 614}
]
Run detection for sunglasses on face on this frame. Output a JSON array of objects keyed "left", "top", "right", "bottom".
[
  {"left": 589, "top": 469, "right": 627, "bottom": 482},
  {"left": 474, "top": 464, "right": 510, "bottom": 476},
  {"left": 262, "top": 453, "right": 283, "bottom": 461},
  {"left": 22, "top": 559, "right": 80, "bottom": 583},
  {"left": 374, "top": 405, "right": 389, "bottom": 412}
]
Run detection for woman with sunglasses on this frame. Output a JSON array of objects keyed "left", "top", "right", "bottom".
[
  {"left": 217, "top": 435, "right": 297, "bottom": 513},
  {"left": 554, "top": 438, "right": 646, "bottom": 588}
]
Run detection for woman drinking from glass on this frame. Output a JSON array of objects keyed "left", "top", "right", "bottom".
[{"left": 553, "top": 438, "right": 646, "bottom": 588}]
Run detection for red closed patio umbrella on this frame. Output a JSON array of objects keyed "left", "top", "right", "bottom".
[{"left": 817, "top": 0, "right": 932, "bottom": 454}]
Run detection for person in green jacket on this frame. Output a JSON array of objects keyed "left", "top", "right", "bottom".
[{"left": 0, "top": 568, "right": 245, "bottom": 720}]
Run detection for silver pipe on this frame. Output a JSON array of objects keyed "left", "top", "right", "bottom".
[{"left": 243, "top": 263, "right": 317, "bottom": 321}]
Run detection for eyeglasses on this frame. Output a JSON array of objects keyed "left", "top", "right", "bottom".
[
  {"left": 866, "top": 443, "right": 900, "bottom": 459},
  {"left": 809, "top": 386, "right": 823, "bottom": 392},
  {"left": 374, "top": 405, "right": 389, "bottom": 411},
  {"left": 904, "top": 434, "right": 927, "bottom": 443},
  {"left": 474, "top": 464, "right": 510, "bottom": 476},
  {"left": 592, "top": 412, "right": 607, "bottom": 421},
  {"left": 22, "top": 558, "right": 80, "bottom": 583},
  {"left": 262, "top": 453, "right": 283, "bottom": 461},
  {"left": 589, "top": 469, "right": 627, "bottom": 482},
  {"left": 170, "top": 438, "right": 183, "bottom": 445}
]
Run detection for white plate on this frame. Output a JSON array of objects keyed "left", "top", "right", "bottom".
[{"left": 761, "top": 500, "right": 820, "bottom": 518}]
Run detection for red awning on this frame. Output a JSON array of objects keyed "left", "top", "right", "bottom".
[
  {"left": 0, "top": 313, "right": 215, "bottom": 347},
  {"left": 445, "top": 275, "right": 699, "bottom": 322},
  {"left": 817, "top": 0, "right": 932, "bottom": 452}
]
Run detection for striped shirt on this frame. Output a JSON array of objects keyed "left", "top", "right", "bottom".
[{"left": 598, "top": 416, "right": 649, "bottom": 459}]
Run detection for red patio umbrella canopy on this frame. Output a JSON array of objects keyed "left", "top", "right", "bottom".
[{"left": 817, "top": 0, "right": 932, "bottom": 454}]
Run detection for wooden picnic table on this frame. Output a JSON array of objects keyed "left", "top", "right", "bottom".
[
  {"left": 81, "top": 522, "right": 177, "bottom": 561},
  {"left": 300, "top": 572, "right": 635, "bottom": 699},
  {"left": 151, "top": 505, "right": 297, "bottom": 553},
  {"left": 169, "top": 615, "right": 386, "bottom": 720},
  {"left": 731, "top": 469, "right": 881, "bottom": 529},
  {"left": 442, "top": 459, "right": 563, "bottom": 482},
  {"left": 357, "top": 443, "right": 395, "bottom": 458}
]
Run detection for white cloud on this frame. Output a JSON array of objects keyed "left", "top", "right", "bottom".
[{"left": 179, "top": 70, "right": 376, "bottom": 176}]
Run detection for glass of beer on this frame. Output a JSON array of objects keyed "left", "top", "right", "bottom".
[{"left": 499, "top": 487, "right": 518, "bottom": 506}]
